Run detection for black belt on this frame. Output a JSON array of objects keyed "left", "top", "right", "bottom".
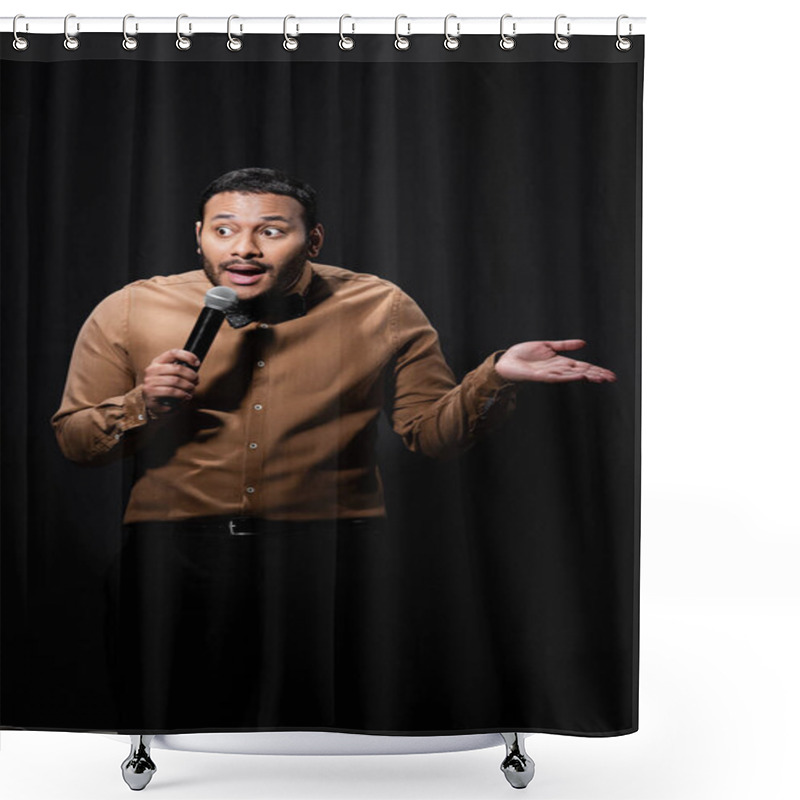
[{"left": 126, "top": 516, "right": 380, "bottom": 537}]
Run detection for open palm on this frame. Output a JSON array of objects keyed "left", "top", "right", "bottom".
[{"left": 495, "top": 340, "right": 616, "bottom": 384}]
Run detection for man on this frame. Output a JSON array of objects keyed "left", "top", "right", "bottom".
[
  {"left": 52, "top": 167, "right": 615, "bottom": 523},
  {"left": 51, "top": 167, "right": 616, "bottom": 730}
]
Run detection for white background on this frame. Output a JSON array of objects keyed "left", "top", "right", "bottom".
[{"left": 2, "top": 1, "right": 799, "bottom": 798}]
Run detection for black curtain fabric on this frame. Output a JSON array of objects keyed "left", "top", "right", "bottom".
[{"left": 1, "top": 34, "right": 643, "bottom": 735}]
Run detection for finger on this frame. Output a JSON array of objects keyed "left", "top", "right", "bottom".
[
  {"left": 150, "top": 387, "right": 194, "bottom": 403},
  {"left": 151, "top": 349, "right": 202, "bottom": 369},
  {"left": 585, "top": 365, "right": 617, "bottom": 381},
  {"left": 583, "top": 368, "right": 617, "bottom": 383},
  {"left": 172, "top": 349, "right": 202, "bottom": 368},
  {"left": 147, "top": 363, "right": 200, "bottom": 383},
  {"left": 556, "top": 357, "right": 616, "bottom": 381},
  {"left": 550, "top": 362, "right": 597, "bottom": 381},
  {"left": 148, "top": 376, "right": 197, "bottom": 393},
  {"left": 546, "top": 339, "right": 586, "bottom": 352}
]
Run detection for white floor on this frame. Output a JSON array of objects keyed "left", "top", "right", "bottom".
[{"left": 2, "top": 597, "right": 797, "bottom": 800}]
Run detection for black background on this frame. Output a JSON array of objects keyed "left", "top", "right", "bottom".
[{"left": 1, "top": 34, "right": 642, "bottom": 734}]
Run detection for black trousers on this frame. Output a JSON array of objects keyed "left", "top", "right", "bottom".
[{"left": 112, "top": 518, "right": 386, "bottom": 733}]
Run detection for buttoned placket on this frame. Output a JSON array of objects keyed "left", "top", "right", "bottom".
[{"left": 242, "top": 322, "right": 271, "bottom": 510}]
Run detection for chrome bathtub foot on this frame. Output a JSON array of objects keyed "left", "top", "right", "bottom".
[
  {"left": 500, "top": 732, "right": 535, "bottom": 789},
  {"left": 121, "top": 735, "right": 157, "bottom": 791}
]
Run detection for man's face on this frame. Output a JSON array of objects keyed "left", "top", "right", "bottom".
[{"left": 196, "top": 191, "right": 324, "bottom": 301}]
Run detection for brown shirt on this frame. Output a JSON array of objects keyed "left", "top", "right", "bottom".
[{"left": 51, "top": 263, "right": 517, "bottom": 522}]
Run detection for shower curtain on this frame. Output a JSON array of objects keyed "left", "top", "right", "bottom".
[{"left": 1, "top": 28, "right": 643, "bottom": 736}]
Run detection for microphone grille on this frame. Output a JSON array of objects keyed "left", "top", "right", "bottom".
[{"left": 204, "top": 286, "right": 238, "bottom": 312}]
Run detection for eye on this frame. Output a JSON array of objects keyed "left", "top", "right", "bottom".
[
  {"left": 262, "top": 226, "right": 283, "bottom": 237},
  {"left": 215, "top": 226, "right": 233, "bottom": 236}
]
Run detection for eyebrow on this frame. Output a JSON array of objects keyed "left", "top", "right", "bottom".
[{"left": 209, "top": 214, "right": 292, "bottom": 223}]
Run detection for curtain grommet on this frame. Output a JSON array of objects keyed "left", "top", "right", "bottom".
[
  {"left": 12, "top": 15, "right": 29, "bottom": 51},
  {"left": 176, "top": 14, "right": 192, "bottom": 50},
  {"left": 553, "top": 14, "right": 570, "bottom": 51},
  {"left": 616, "top": 15, "right": 632, "bottom": 51},
  {"left": 283, "top": 15, "right": 299, "bottom": 51},
  {"left": 339, "top": 15, "right": 355, "bottom": 50},
  {"left": 394, "top": 15, "right": 411, "bottom": 50},
  {"left": 499, "top": 14, "right": 516, "bottom": 50},
  {"left": 63, "top": 13, "right": 80, "bottom": 51},
  {"left": 122, "top": 14, "right": 138, "bottom": 51},
  {"left": 227, "top": 15, "right": 243, "bottom": 51},
  {"left": 444, "top": 14, "right": 460, "bottom": 51}
]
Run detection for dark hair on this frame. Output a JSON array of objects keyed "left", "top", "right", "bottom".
[{"left": 197, "top": 167, "right": 318, "bottom": 231}]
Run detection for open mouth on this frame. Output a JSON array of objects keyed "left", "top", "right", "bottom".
[{"left": 225, "top": 264, "right": 268, "bottom": 286}]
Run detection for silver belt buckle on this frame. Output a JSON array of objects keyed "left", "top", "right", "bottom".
[{"left": 228, "top": 518, "right": 254, "bottom": 536}]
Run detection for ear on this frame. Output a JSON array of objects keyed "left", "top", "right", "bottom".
[
  {"left": 194, "top": 221, "right": 202, "bottom": 253},
  {"left": 307, "top": 224, "right": 324, "bottom": 258}
]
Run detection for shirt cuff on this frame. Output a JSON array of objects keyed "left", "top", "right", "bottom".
[
  {"left": 480, "top": 350, "right": 517, "bottom": 392},
  {"left": 118, "top": 385, "right": 149, "bottom": 432}
]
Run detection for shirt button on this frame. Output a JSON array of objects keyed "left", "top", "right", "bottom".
[
  {"left": 245, "top": 486, "right": 255, "bottom": 494},
  {"left": 249, "top": 442, "right": 258, "bottom": 450},
  {"left": 257, "top": 360, "right": 266, "bottom": 368},
  {"left": 253, "top": 404, "right": 263, "bottom": 411}
]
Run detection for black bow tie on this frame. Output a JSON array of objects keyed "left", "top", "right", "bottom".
[{"left": 225, "top": 293, "right": 307, "bottom": 329}]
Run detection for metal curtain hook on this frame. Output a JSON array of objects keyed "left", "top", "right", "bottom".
[
  {"left": 616, "top": 14, "right": 632, "bottom": 51},
  {"left": 176, "top": 13, "right": 192, "bottom": 50},
  {"left": 554, "top": 14, "right": 570, "bottom": 51},
  {"left": 500, "top": 14, "right": 516, "bottom": 50},
  {"left": 283, "top": 15, "right": 299, "bottom": 51},
  {"left": 339, "top": 14, "right": 355, "bottom": 50},
  {"left": 63, "top": 13, "right": 80, "bottom": 51},
  {"left": 122, "top": 14, "right": 138, "bottom": 50},
  {"left": 12, "top": 14, "right": 29, "bottom": 51},
  {"left": 444, "top": 13, "right": 460, "bottom": 51},
  {"left": 394, "top": 14, "right": 410, "bottom": 50},
  {"left": 227, "top": 15, "right": 242, "bottom": 51}
]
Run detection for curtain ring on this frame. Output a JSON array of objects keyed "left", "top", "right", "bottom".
[
  {"left": 553, "top": 14, "right": 570, "bottom": 51},
  {"left": 63, "top": 13, "right": 80, "bottom": 51},
  {"left": 122, "top": 14, "right": 138, "bottom": 51},
  {"left": 499, "top": 14, "right": 516, "bottom": 50},
  {"left": 394, "top": 15, "right": 410, "bottom": 50},
  {"left": 227, "top": 15, "right": 242, "bottom": 51},
  {"left": 443, "top": 14, "right": 460, "bottom": 51},
  {"left": 176, "top": 14, "right": 192, "bottom": 50},
  {"left": 12, "top": 14, "right": 29, "bottom": 51},
  {"left": 339, "top": 14, "right": 355, "bottom": 50},
  {"left": 283, "top": 15, "right": 299, "bottom": 51},
  {"left": 616, "top": 15, "right": 632, "bottom": 51}
]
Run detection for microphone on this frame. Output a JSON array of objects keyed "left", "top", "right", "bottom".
[
  {"left": 178, "top": 286, "right": 238, "bottom": 365},
  {"left": 159, "top": 286, "right": 238, "bottom": 408}
]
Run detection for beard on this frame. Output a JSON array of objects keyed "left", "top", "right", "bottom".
[{"left": 197, "top": 249, "right": 306, "bottom": 299}]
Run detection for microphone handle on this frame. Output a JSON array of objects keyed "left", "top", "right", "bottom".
[
  {"left": 183, "top": 306, "right": 226, "bottom": 363},
  {"left": 157, "top": 306, "right": 226, "bottom": 410}
]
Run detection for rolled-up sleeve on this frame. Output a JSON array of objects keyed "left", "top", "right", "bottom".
[{"left": 51, "top": 287, "right": 149, "bottom": 465}]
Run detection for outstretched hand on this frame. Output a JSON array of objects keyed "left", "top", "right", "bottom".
[{"left": 494, "top": 340, "right": 616, "bottom": 384}]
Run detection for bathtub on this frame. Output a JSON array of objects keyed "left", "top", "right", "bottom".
[{"left": 114, "top": 730, "right": 535, "bottom": 790}]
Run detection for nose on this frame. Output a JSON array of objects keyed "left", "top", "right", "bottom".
[{"left": 231, "top": 231, "right": 262, "bottom": 259}]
